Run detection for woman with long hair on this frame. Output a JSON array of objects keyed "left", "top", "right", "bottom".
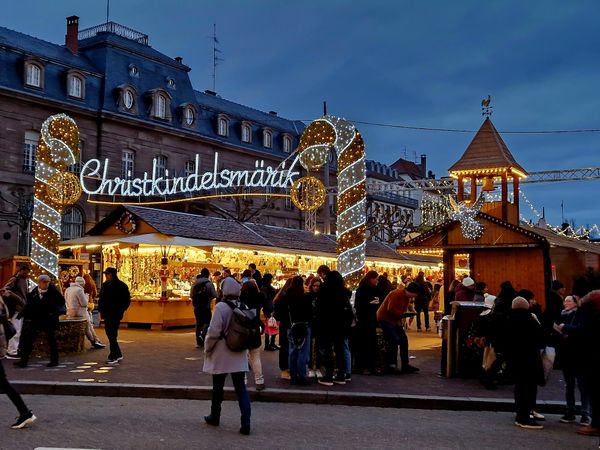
[
  {"left": 354, "top": 270, "right": 382, "bottom": 375},
  {"left": 273, "top": 277, "right": 293, "bottom": 380}
]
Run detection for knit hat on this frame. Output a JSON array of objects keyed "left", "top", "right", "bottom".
[
  {"left": 221, "top": 277, "right": 241, "bottom": 298},
  {"left": 512, "top": 296, "right": 530, "bottom": 310},
  {"left": 75, "top": 276, "right": 85, "bottom": 286},
  {"left": 462, "top": 277, "right": 475, "bottom": 287}
]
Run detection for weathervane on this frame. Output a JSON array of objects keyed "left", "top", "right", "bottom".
[{"left": 481, "top": 95, "right": 492, "bottom": 118}]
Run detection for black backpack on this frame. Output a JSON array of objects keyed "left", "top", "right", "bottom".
[
  {"left": 222, "top": 300, "right": 263, "bottom": 351},
  {"left": 192, "top": 281, "right": 211, "bottom": 309}
]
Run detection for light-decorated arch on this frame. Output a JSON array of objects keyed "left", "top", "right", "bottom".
[{"left": 293, "top": 116, "right": 366, "bottom": 288}]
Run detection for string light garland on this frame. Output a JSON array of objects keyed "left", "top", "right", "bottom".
[
  {"left": 297, "top": 116, "right": 366, "bottom": 288},
  {"left": 31, "top": 114, "right": 81, "bottom": 278},
  {"left": 290, "top": 176, "right": 327, "bottom": 211}
]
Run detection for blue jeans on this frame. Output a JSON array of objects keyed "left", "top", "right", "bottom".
[
  {"left": 563, "top": 367, "right": 590, "bottom": 418},
  {"left": 343, "top": 337, "right": 352, "bottom": 374},
  {"left": 379, "top": 320, "right": 409, "bottom": 368},
  {"left": 211, "top": 372, "right": 251, "bottom": 426},
  {"left": 289, "top": 327, "right": 311, "bottom": 380}
]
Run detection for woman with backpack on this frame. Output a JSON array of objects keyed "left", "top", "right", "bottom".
[
  {"left": 1, "top": 297, "right": 36, "bottom": 429},
  {"left": 203, "top": 277, "right": 251, "bottom": 435}
]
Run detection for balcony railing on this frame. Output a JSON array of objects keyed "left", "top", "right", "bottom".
[{"left": 78, "top": 22, "right": 149, "bottom": 45}]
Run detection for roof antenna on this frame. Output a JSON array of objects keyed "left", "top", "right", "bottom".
[
  {"left": 106, "top": 0, "right": 110, "bottom": 25},
  {"left": 211, "top": 24, "right": 224, "bottom": 92},
  {"left": 323, "top": 101, "right": 328, "bottom": 116}
]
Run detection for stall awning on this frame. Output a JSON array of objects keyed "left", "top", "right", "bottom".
[{"left": 60, "top": 233, "right": 215, "bottom": 249}]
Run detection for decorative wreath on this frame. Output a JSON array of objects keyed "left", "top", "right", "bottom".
[{"left": 115, "top": 211, "right": 137, "bottom": 234}]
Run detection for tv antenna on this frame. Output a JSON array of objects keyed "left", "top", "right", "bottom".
[{"left": 211, "top": 24, "right": 224, "bottom": 92}]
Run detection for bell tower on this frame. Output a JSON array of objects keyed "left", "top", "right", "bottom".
[{"left": 448, "top": 117, "right": 528, "bottom": 224}]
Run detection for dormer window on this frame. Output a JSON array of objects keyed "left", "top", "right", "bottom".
[
  {"left": 24, "top": 59, "right": 44, "bottom": 89},
  {"left": 166, "top": 77, "right": 176, "bottom": 89},
  {"left": 184, "top": 107, "right": 195, "bottom": 126},
  {"left": 124, "top": 90, "right": 134, "bottom": 109},
  {"left": 241, "top": 122, "right": 252, "bottom": 143},
  {"left": 129, "top": 64, "right": 139, "bottom": 77},
  {"left": 263, "top": 129, "right": 273, "bottom": 148},
  {"left": 66, "top": 71, "right": 85, "bottom": 99},
  {"left": 282, "top": 134, "right": 292, "bottom": 153},
  {"left": 147, "top": 89, "right": 172, "bottom": 121},
  {"left": 116, "top": 85, "right": 138, "bottom": 114},
  {"left": 217, "top": 115, "right": 229, "bottom": 137}
]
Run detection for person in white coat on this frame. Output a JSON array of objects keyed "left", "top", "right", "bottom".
[
  {"left": 64, "top": 277, "right": 104, "bottom": 349},
  {"left": 203, "top": 276, "right": 251, "bottom": 435}
]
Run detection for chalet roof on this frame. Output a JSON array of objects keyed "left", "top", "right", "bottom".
[
  {"left": 86, "top": 206, "right": 440, "bottom": 265},
  {"left": 390, "top": 158, "right": 424, "bottom": 179},
  {"left": 448, "top": 118, "right": 528, "bottom": 176},
  {"left": 525, "top": 224, "right": 600, "bottom": 255}
]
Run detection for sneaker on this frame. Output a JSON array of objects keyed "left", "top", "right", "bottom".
[
  {"left": 515, "top": 419, "right": 543, "bottom": 430},
  {"left": 92, "top": 342, "right": 106, "bottom": 349},
  {"left": 255, "top": 383, "right": 266, "bottom": 391},
  {"left": 315, "top": 369, "right": 323, "bottom": 379},
  {"left": 400, "top": 364, "right": 420, "bottom": 374},
  {"left": 318, "top": 378, "right": 334, "bottom": 387},
  {"left": 530, "top": 410, "right": 545, "bottom": 421},
  {"left": 344, "top": 374, "right": 352, "bottom": 382},
  {"left": 10, "top": 411, "right": 36, "bottom": 429},
  {"left": 308, "top": 370, "right": 316, "bottom": 378},
  {"left": 560, "top": 414, "right": 577, "bottom": 423},
  {"left": 580, "top": 416, "right": 592, "bottom": 427},
  {"left": 107, "top": 356, "right": 123, "bottom": 365},
  {"left": 280, "top": 370, "right": 290, "bottom": 380},
  {"left": 204, "top": 415, "right": 220, "bottom": 426},
  {"left": 333, "top": 375, "right": 346, "bottom": 385},
  {"left": 5, "top": 352, "right": 20, "bottom": 360}
]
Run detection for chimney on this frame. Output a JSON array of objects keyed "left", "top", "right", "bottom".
[
  {"left": 204, "top": 89, "right": 217, "bottom": 96},
  {"left": 268, "top": 111, "right": 278, "bottom": 116},
  {"left": 65, "top": 16, "right": 79, "bottom": 54},
  {"left": 420, "top": 154, "right": 427, "bottom": 178},
  {"left": 174, "top": 56, "right": 183, "bottom": 64}
]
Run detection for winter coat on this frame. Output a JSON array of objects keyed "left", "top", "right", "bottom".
[
  {"left": 355, "top": 285, "right": 381, "bottom": 331},
  {"left": 578, "top": 290, "right": 600, "bottom": 372},
  {"left": 0, "top": 298, "right": 9, "bottom": 358},
  {"left": 240, "top": 288, "right": 268, "bottom": 320},
  {"left": 260, "top": 284, "right": 277, "bottom": 317},
  {"left": 275, "top": 291, "right": 313, "bottom": 327},
  {"left": 21, "top": 284, "right": 65, "bottom": 324},
  {"left": 454, "top": 283, "right": 475, "bottom": 302},
  {"left": 505, "top": 308, "right": 545, "bottom": 385},
  {"left": 98, "top": 278, "right": 131, "bottom": 322},
  {"left": 190, "top": 277, "right": 217, "bottom": 310},
  {"left": 203, "top": 299, "right": 249, "bottom": 374},
  {"left": 65, "top": 285, "right": 88, "bottom": 318},
  {"left": 314, "top": 283, "right": 353, "bottom": 337},
  {"left": 377, "top": 288, "right": 410, "bottom": 325},
  {"left": 556, "top": 307, "right": 583, "bottom": 371},
  {"left": 1, "top": 275, "right": 29, "bottom": 317}
]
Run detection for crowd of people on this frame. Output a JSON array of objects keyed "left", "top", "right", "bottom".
[{"left": 1, "top": 260, "right": 599, "bottom": 443}]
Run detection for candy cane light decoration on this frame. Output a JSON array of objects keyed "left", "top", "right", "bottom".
[
  {"left": 31, "top": 114, "right": 81, "bottom": 277},
  {"left": 296, "top": 116, "right": 366, "bottom": 288}
]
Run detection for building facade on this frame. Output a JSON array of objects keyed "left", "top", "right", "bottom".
[{"left": 0, "top": 17, "right": 342, "bottom": 257}]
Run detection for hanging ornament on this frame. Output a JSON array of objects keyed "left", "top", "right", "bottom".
[
  {"left": 290, "top": 176, "right": 327, "bottom": 211},
  {"left": 448, "top": 193, "right": 486, "bottom": 240}
]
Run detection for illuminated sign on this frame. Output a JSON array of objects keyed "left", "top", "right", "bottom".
[{"left": 80, "top": 152, "right": 300, "bottom": 200}]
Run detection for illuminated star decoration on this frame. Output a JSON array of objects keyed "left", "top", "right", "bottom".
[{"left": 448, "top": 193, "right": 486, "bottom": 240}]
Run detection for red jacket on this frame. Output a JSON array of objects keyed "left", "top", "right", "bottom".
[{"left": 377, "top": 288, "right": 410, "bottom": 325}]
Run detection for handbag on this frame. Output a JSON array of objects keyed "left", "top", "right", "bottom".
[
  {"left": 541, "top": 346, "right": 556, "bottom": 383},
  {"left": 482, "top": 344, "right": 497, "bottom": 370},
  {"left": 1, "top": 313, "right": 16, "bottom": 341},
  {"left": 287, "top": 322, "right": 308, "bottom": 349}
]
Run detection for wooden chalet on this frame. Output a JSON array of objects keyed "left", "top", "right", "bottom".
[{"left": 399, "top": 118, "right": 600, "bottom": 306}]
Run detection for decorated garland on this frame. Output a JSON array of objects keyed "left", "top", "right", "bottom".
[
  {"left": 296, "top": 116, "right": 366, "bottom": 288},
  {"left": 31, "top": 114, "right": 81, "bottom": 277}
]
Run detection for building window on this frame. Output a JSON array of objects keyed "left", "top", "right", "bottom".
[
  {"left": 61, "top": 207, "right": 83, "bottom": 240},
  {"left": 217, "top": 116, "right": 229, "bottom": 137},
  {"left": 184, "top": 160, "right": 195, "bottom": 177},
  {"left": 263, "top": 129, "right": 273, "bottom": 148},
  {"left": 124, "top": 90, "right": 134, "bottom": 110},
  {"left": 129, "top": 64, "right": 139, "bottom": 77},
  {"left": 184, "top": 107, "right": 195, "bottom": 126},
  {"left": 23, "top": 130, "right": 39, "bottom": 174},
  {"left": 282, "top": 135, "right": 292, "bottom": 153},
  {"left": 166, "top": 77, "right": 176, "bottom": 89},
  {"left": 156, "top": 95, "right": 167, "bottom": 119},
  {"left": 25, "top": 63, "right": 42, "bottom": 88},
  {"left": 156, "top": 155, "right": 167, "bottom": 178},
  {"left": 68, "top": 75, "right": 83, "bottom": 98},
  {"left": 241, "top": 122, "right": 252, "bottom": 143},
  {"left": 122, "top": 150, "right": 135, "bottom": 179}
]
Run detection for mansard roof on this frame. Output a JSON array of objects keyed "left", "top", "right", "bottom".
[{"left": 448, "top": 118, "right": 528, "bottom": 176}]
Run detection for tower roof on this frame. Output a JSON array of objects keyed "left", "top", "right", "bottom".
[{"left": 448, "top": 118, "right": 528, "bottom": 177}]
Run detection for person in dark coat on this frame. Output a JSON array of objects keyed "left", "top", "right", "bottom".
[
  {"left": 1, "top": 297, "right": 36, "bottom": 428},
  {"left": 273, "top": 277, "right": 293, "bottom": 379},
  {"left": 248, "top": 263, "right": 262, "bottom": 289},
  {"left": 315, "top": 271, "right": 353, "bottom": 386},
  {"left": 354, "top": 270, "right": 382, "bottom": 374},
  {"left": 14, "top": 274, "right": 65, "bottom": 368},
  {"left": 574, "top": 290, "right": 600, "bottom": 437},
  {"left": 506, "top": 296, "right": 545, "bottom": 429},
  {"left": 414, "top": 271, "right": 432, "bottom": 331},
  {"left": 98, "top": 267, "right": 131, "bottom": 364},
  {"left": 260, "top": 274, "right": 278, "bottom": 351},
  {"left": 555, "top": 295, "right": 590, "bottom": 425},
  {"left": 544, "top": 280, "right": 565, "bottom": 336}
]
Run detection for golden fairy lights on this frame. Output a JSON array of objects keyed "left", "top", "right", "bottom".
[
  {"left": 296, "top": 116, "right": 367, "bottom": 288},
  {"left": 290, "top": 176, "right": 327, "bottom": 211},
  {"left": 31, "top": 114, "right": 81, "bottom": 278}
]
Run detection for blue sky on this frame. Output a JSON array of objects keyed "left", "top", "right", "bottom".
[{"left": 3, "top": 0, "right": 600, "bottom": 229}]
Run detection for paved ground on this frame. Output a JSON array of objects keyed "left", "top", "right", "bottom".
[
  {"left": 4, "top": 326, "right": 566, "bottom": 405},
  {"left": 0, "top": 395, "right": 596, "bottom": 450}
]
